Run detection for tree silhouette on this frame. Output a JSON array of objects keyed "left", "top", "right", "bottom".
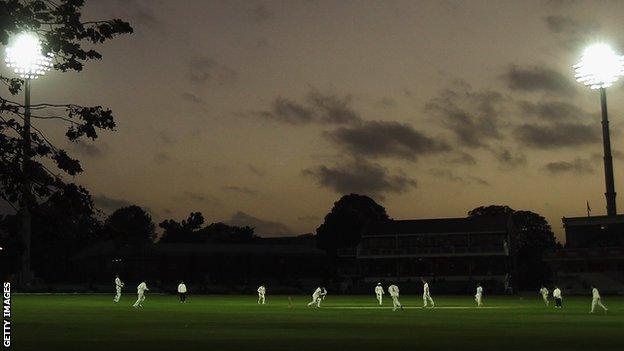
[
  {"left": 159, "top": 212, "right": 257, "bottom": 243},
  {"left": 316, "top": 194, "right": 389, "bottom": 251},
  {"left": 105, "top": 206, "right": 155, "bottom": 244},
  {"left": 0, "top": 0, "right": 132, "bottom": 280},
  {"left": 159, "top": 212, "right": 205, "bottom": 243},
  {"left": 468, "top": 205, "right": 559, "bottom": 289}
]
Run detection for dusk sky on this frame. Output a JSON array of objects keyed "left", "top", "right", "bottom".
[{"left": 4, "top": 0, "right": 624, "bottom": 241}]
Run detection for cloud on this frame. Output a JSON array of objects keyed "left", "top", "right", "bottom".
[
  {"left": 503, "top": 65, "right": 576, "bottom": 96},
  {"left": 157, "top": 131, "right": 175, "bottom": 145},
  {"left": 307, "top": 91, "right": 361, "bottom": 125},
  {"left": 326, "top": 120, "right": 450, "bottom": 161},
  {"left": 181, "top": 92, "right": 207, "bottom": 105},
  {"left": 154, "top": 152, "right": 171, "bottom": 163},
  {"left": 70, "top": 140, "right": 106, "bottom": 158},
  {"left": 302, "top": 159, "right": 417, "bottom": 198},
  {"left": 179, "top": 191, "right": 222, "bottom": 206},
  {"left": 514, "top": 122, "right": 600, "bottom": 149},
  {"left": 544, "top": 15, "right": 600, "bottom": 51},
  {"left": 227, "top": 211, "right": 292, "bottom": 236},
  {"left": 188, "top": 56, "right": 237, "bottom": 86},
  {"left": 518, "top": 100, "right": 586, "bottom": 122},
  {"left": 258, "top": 97, "right": 315, "bottom": 125},
  {"left": 256, "top": 91, "right": 361, "bottom": 125},
  {"left": 493, "top": 149, "right": 527, "bottom": 168},
  {"left": 426, "top": 85, "right": 505, "bottom": 148},
  {"left": 429, "top": 168, "right": 491, "bottom": 186},
  {"left": 545, "top": 158, "right": 594, "bottom": 174},
  {"left": 375, "top": 97, "right": 397, "bottom": 109},
  {"left": 115, "top": 0, "right": 166, "bottom": 33},
  {"left": 246, "top": 164, "right": 265, "bottom": 177},
  {"left": 444, "top": 151, "right": 477, "bottom": 165},
  {"left": 93, "top": 194, "right": 132, "bottom": 212},
  {"left": 247, "top": 1, "right": 274, "bottom": 24},
  {"left": 221, "top": 185, "right": 259, "bottom": 195}
]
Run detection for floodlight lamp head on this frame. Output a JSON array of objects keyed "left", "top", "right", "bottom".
[
  {"left": 573, "top": 43, "right": 624, "bottom": 89},
  {"left": 4, "top": 32, "right": 53, "bottom": 79}
]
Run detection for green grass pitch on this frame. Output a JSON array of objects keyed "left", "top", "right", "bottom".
[{"left": 11, "top": 294, "right": 622, "bottom": 350}]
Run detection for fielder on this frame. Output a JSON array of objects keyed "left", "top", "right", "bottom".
[
  {"left": 133, "top": 281, "right": 149, "bottom": 308},
  {"left": 374, "top": 283, "right": 384, "bottom": 305},
  {"left": 388, "top": 284, "right": 403, "bottom": 311},
  {"left": 257, "top": 285, "right": 266, "bottom": 304},
  {"left": 475, "top": 284, "right": 483, "bottom": 307},
  {"left": 113, "top": 274, "right": 124, "bottom": 303},
  {"left": 590, "top": 286, "right": 608, "bottom": 313},
  {"left": 307, "top": 287, "right": 323, "bottom": 307},
  {"left": 422, "top": 279, "right": 435, "bottom": 308},
  {"left": 178, "top": 281, "right": 187, "bottom": 303},
  {"left": 539, "top": 286, "right": 549, "bottom": 306},
  {"left": 553, "top": 286, "right": 563, "bottom": 308}
]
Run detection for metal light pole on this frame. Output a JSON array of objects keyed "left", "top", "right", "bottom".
[
  {"left": 574, "top": 43, "right": 624, "bottom": 217},
  {"left": 599, "top": 87, "right": 617, "bottom": 216},
  {"left": 4, "top": 32, "right": 53, "bottom": 284},
  {"left": 21, "top": 78, "right": 32, "bottom": 282}
]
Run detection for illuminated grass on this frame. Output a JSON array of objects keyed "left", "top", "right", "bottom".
[{"left": 12, "top": 294, "right": 622, "bottom": 350}]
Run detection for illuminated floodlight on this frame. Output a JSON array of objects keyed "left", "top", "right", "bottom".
[
  {"left": 4, "top": 32, "right": 53, "bottom": 79},
  {"left": 574, "top": 43, "right": 624, "bottom": 89}
]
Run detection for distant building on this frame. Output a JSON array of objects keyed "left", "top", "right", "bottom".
[
  {"left": 70, "top": 236, "right": 328, "bottom": 292},
  {"left": 544, "top": 215, "right": 624, "bottom": 294},
  {"left": 339, "top": 215, "right": 515, "bottom": 293}
]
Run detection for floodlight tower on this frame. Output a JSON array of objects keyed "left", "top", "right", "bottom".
[
  {"left": 4, "top": 32, "right": 53, "bottom": 283},
  {"left": 574, "top": 44, "right": 624, "bottom": 217}
]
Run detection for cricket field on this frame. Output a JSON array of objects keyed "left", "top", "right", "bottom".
[{"left": 11, "top": 294, "right": 623, "bottom": 350}]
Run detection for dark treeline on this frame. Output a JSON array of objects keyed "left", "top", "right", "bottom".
[
  {"left": 1, "top": 190, "right": 561, "bottom": 290},
  {"left": 0, "top": 186, "right": 258, "bottom": 282}
]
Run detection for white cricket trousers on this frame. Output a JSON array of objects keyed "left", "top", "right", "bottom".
[
  {"left": 114, "top": 287, "right": 121, "bottom": 302},
  {"left": 376, "top": 293, "right": 383, "bottom": 305},
  {"left": 133, "top": 293, "right": 145, "bottom": 307},
  {"left": 591, "top": 298, "right": 607, "bottom": 312},
  {"left": 391, "top": 296, "right": 401, "bottom": 311},
  {"left": 423, "top": 293, "right": 434, "bottom": 307},
  {"left": 475, "top": 294, "right": 483, "bottom": 307},
  {"left": 307, "top": 296, "right": 321, "bottom": 307}
]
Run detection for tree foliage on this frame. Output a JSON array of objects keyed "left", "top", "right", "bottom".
[
  {"left": 316, "top": 194, "right": 389, "bottom": 251},
  {"left": 0, "top": 183, "right": 104, "bottom": 280},
  {"left": 159, "top": 212, "right": 257, "bottom": 244},
  {"left": 468, "top": 205, "right": 559, "bottom": 289},
  {"left": 105, "top": 205, "right": 155, "bottom": 244},
  {"left": 0, "top": 0, "right": 132, "bottom": 211}
]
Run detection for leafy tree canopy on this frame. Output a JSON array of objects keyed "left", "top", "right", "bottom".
[
  {"left": 0, "top": 0, "right": 132, "bottom": 211},
  {"left": 316, "top": 194, "right": 389, "bottom": 251}
]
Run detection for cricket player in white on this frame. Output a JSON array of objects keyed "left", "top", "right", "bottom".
[
  {"left": 257, "top": 285, "right": 266, "bottom": 304},
  {"left": 388, "top": 284, "right": 403, "bottom": 311},
  {"left": 178, "top": 281, "right": 187, "bottom": 303},
  {"left": 133, "top": 281, "right": 149, "bottom": 308},
  {"left": 475, "top": 284, "right": 483, "bottom": 307},
  {"left": 113, "top": 274, "right": 124, "bottom": 303},
  {"left": 553, "top": 286, "right": 563, "bottom": 308},
  {"left": 539, "top": 286, "right": 549, "bottom": 306},
  {"left": 590, "top": 286, "right": 608, "bottom": 313},
  {"left": 374, "top": 283, "right": 384, "bottom": 305},
  {"left": 307, "top": 287, "right": 323, "bottom": 307},
  {"left": 422, "top": 279, "right": 435, "bottom": 308}
]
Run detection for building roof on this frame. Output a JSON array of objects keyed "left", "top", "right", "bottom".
[
  {"left": 364, "top": 216, "right": 510, "bottom": 237},
  {"left": 71, "top": 237, "right": 326, "bottom": 260},
  {"left": 563, "top": 214, "right": 624, "bottom": 227}
]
